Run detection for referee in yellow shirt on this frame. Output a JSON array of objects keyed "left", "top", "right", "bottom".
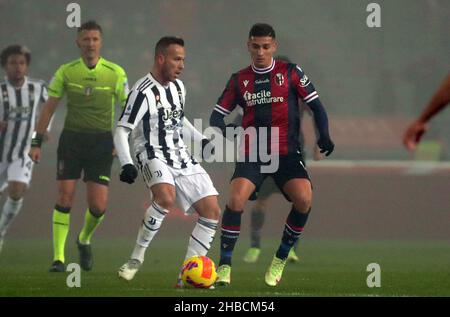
[{"left": 29, "top": 21, "right": 129, "bottom": 272}]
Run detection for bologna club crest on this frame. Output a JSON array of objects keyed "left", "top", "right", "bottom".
[{"left": 275, "top": 73, "right": 284, "bottom": 86}]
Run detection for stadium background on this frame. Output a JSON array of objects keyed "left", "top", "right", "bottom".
[{"left": 0, "top": 0, "right": 449, "bottom": 296}]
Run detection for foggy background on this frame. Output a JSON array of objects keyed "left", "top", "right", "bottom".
[{"left": 0, "top": 0, "right": 449, "bottom": 242}]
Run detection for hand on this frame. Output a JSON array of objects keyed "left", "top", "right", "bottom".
[
  {"left": 28, "top": 147, "right": 42, "bottom": 163},
  {"left": 317, "top": 137, "right": 335, "bottom": 156},
  {"left": 403, "top": 120, "right": 427, "bottom": 151},
  {"left": 201, "top": 138, "right": 215, "bottom": 160},
  {"left": 120, "top": 164, "right": 138, "bottom": 184}
]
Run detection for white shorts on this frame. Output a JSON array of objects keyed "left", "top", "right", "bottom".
[
  {"left": 139, "top": 158, "right": 219, "bottom": 214},
  {"left": 0, "top": 156, "right": 34, "bottom": 189}
]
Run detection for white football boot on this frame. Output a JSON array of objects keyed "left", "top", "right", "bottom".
[{"left": 118, "top": 259, "right": 142, "bottom": 281}]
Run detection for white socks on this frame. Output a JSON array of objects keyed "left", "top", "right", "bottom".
[
  {"left": 131, "top": 201, "right": 168, "bottom": 263},
  {"left": 129, "top": 201, "right": 218, "bottom": 268},
  {"left": 183, "top": 216, "right": 218, "bottom": 261},
  {"left": 0, "top": 197, "right": 23, "bottom": 238}
]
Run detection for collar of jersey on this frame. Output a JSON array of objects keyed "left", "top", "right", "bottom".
[
  {"left": 251, "top": 59, "right": 275, "bottom": 74},
  {"left": 148, "top": 72, "right": 171, "bottom": 89},
  {"left": 80, "top": 57, "right": 104, "bottom": 71},
  {"left": 5, "top": 75, "right": 28, "bottom": 89}
]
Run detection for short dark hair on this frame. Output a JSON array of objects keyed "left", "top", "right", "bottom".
[
  {"left": 1, "top": 45, "right": 31, "bottom": 67},
  {"left": 249, "top": 23, "right": 276, "bottom": 39},
  {"left": 77, "top": 20, "right": 102, "bottom": 34},
  {"left": 155, "top": 36, "right": 184, "bottom": 56}
]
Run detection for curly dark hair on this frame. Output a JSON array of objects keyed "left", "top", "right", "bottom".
[{"left": 1, "top": 45, "right": 31, "bottom": 67}]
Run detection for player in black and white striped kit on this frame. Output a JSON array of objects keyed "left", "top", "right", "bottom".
[
  {"left": 114, "top": 37, "right": 220, "bottom": 287},
  {"left": 0, "top": 45, "right": 50, "bottom": 253}
]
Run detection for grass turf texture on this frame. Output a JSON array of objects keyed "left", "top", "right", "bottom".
[{"left": 0, "top": 238, "right": 449, "bottom": 296}]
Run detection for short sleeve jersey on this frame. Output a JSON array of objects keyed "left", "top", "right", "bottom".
[{"left": 48, "top": 57, "right": 128, "bottom": 132}]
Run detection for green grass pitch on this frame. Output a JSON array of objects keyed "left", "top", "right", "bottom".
[{"left": 0, "top": 238, "right": 449, "bottom": 296}]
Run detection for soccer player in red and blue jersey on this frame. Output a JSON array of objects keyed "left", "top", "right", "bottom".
[{"left": 209, "top": 23, "right": 335, "bottom": 287}]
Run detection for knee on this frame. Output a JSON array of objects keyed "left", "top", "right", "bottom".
[
  {"left": 209, "top": 203, "right": 221, "bottom": 221},
  {"left": 8, "top": 190, "right": 24, "bottom": 201},
  {"left": 199, "top": 205, "right": 221, "bottom": 221},
  {"left": 228, "top": 189, "right": 252, "bottom": 211},
  {"left": 57, "top": 191, "right": 75, "bottom": 207},
  {"left": 88, "top": 196, "right": 108, "bottom": 214},
  {"left": 7, "top": 183, "right": 26, "bottom": 200},
  {"left": 228, "top": 197, "right": 246, "bottom": 212},
  {"left": 293, "top": 195, "right": 312, "bottom": 213},
  {"left": 154, "top": 193, "right": 176, "bottom": 210}
]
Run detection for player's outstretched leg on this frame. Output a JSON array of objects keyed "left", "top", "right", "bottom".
[
  {"left": 265, "top": 206, "right": 310, "bottom": 286},
  {"left": 118, "top": 202, "right": 168, "bottom": 281},
  {"left": 176, "top": 192, "right": 220, "bottom": 288},
  {"left": 243, "top": 208, "right": 264, "bottom": 263},
  {"left": 216, "top": 206, "right": 243, "bottom": 286},
  {"left": 176, "top": 216, "right": 219, "bottom": 288},
  {"left": 49, "top": 205, "right": 71, "bottom": 272}
]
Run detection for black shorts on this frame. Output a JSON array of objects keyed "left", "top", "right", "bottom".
[
  {"left": 231, "top": 153, "right": 310, "bottom": 202},
  {"left": 57, "top": 130, "right": 114, "bottom": 186}
]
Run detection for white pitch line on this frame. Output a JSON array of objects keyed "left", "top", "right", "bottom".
[{"left": 306, "top": 159, "right": 450, "bottom": 173}]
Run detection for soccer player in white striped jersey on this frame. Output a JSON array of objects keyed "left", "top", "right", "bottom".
[
  {"left": 0, "top": 45, "right": 50, "bottom": 253},
  {"left": 114, "top": 36, "right": 221, "bottom": 286}
]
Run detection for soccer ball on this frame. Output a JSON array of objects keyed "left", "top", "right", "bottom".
[{"left": 181, "top": 255, "right": 217, "bottom": 288}]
